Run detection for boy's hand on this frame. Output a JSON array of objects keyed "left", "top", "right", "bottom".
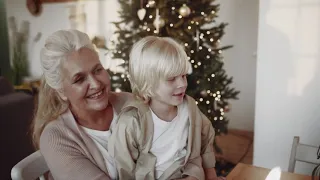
[{"left": 177, "top": 176, "right": 198, "bottom": 180}]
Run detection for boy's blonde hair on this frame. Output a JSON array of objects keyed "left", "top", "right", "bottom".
[{"left": 129, "top": 36, "right": 189, "bottom": 102}]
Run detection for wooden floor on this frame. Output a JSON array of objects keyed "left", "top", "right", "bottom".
[{"left": 215, "top": 129, "right": 254, "bottom": 165}]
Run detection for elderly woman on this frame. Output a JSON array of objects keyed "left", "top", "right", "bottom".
[{"left": 31, "top": 29, "right": 132, "bottom": 180}]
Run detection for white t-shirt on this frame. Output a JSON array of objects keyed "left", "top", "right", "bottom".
[
  {"left": 81, "top": 108, "right": 118, "bottom": 180},
  {"left": 150, "top": 100, "right": 189, "bottom": 179}
]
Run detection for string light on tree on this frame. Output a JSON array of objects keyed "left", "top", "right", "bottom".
[{"left": 147, "top": 0, "right": 156, "bottom": 8}]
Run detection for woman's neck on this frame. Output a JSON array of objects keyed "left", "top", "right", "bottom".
[
  {"left": 149, "top": 100, "right": 177, "bottom": 122},
  {"left": 71, "top": 104, "right": 114, "bottom": 131}
]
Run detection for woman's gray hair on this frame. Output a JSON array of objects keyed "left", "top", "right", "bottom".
[{"left": 40, "top": 29, "right": 96, "bottom": 89}]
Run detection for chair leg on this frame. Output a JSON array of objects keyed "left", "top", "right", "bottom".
[{"left": 288, "top": 136, "right": 299, "bottom": 172}]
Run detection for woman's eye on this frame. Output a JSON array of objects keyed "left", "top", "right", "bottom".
[{"left": 74, "top": 77, "right": 84, "bottom": 84}]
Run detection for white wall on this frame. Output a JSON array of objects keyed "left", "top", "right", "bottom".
[
  {"left": 217, "top": 0, "right": 259, "bottom": 131},
  {"left": 5, "top": 0, "right": 120, "bottom": 78},
  {"left": 254, "top": 0, "right": 320, "bottom": 175}
]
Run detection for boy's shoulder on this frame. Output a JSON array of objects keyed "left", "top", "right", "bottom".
[
  {"left": 117, "top": 97, "right": 151, "bottom": 126},
  {"left": 121, "top": 96, "right": 149, "bottom": 114}
]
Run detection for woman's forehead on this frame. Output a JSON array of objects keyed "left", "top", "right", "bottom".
[{"left": 62, "top": 48, "right": 100, "bottom": 78}]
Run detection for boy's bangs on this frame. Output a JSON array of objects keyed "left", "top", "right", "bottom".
[{"left": 159, "top": 46, "right": 189, "bottom": 79}]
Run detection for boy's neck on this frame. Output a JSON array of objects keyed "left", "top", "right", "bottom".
[{"left": 149, "top": 100, "right": 177, "bottom": 122}]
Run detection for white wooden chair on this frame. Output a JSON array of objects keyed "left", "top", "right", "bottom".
[
  {"left": 288, "top": 136, "right": 320, "bottom": 172},
  {"left": 11, "top": 150, "right": 49, "bottom": 180}
]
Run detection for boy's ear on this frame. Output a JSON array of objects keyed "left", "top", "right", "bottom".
[{"left": 57, "top": 88, "right": 68, "bottom": 101}]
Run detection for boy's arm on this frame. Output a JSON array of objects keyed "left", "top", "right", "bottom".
[
  {"left": 181, "top": 111, "right": 217, "bottom": 180},
  {"left": 200, "top": 112, "right": 219, "bottom": 179},
  {"left": 108, "top": 113, "right": 140, "bottom": 180}
]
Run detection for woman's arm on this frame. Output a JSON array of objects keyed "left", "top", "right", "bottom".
[{"left": 40, "top": 127, "right": 110, "bottom": 180}]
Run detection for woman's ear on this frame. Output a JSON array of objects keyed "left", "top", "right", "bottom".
[{"left": 57, "top": 88, "right": 68, "bottom": 101}]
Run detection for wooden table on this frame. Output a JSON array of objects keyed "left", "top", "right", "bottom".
[{"left": 227, "top": 163, "right": 313, "bottom": 180}]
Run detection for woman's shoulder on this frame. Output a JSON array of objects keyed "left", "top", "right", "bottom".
[
  {"left": 110, "top": 91, "right": 134, "bottom": 102},
  {"left": 40, "top": 116, "right": 67, "bottom": 142},
  {"left": 109, "top": 92, "right": 134, "bottom": 110}
]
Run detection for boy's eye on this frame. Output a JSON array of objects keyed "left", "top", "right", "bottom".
[
  {"left": 167, "top": 77, "right": 175, "bottom": 81},
  {"left": 95, "top": 67, "right": 103, "bottom": 73}
]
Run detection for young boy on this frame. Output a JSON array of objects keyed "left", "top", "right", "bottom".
[{"left": 108, "top": 36, "right": 223, "bottom": 180}]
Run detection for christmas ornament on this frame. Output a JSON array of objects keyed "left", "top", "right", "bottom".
[
  {"left": 224, "top": 105, "right": 231, "bottom": 112},
  {"left": 179, "top": 4, "right": 191, "bottom": 17},
  {"left": 137, "top": 8, "right": 146, "bottom": 20},
  {"left": 200, "top": 90, "right": 207, "bottom": 97},
  {"left": 153, "top": 18, "right": 165, "bottom": 29},
  {"left": 147, "top": 0, "right": 156, "bottom": 8},
  {"left": 153, "top": 8, "right": 165, "bottom": 33}
]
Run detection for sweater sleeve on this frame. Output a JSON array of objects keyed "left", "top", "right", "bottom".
[
  {"left": 40, "top": 125, "right": 111, "bottom": 180},
  {"left": 108, "top": 111, "right": 141, "bottom": 180},
  {"left": 200, "top": 111, "right": 216, "bottom": 168}
]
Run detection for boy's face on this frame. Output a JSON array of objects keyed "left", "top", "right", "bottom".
[{"left": 151, "top": 74, "right": 188, "bottom": 106}]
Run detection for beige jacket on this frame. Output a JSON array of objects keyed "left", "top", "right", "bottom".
[
  {"left": 40, "top": 92, "right": 132, "bottom": 180},
  {"left": 108, "top": 95, "right": 216, "bottom": 180}
]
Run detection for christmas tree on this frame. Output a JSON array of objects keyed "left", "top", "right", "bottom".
[{"left": 107, "top": 0, "right": 239, "bottom": 153}]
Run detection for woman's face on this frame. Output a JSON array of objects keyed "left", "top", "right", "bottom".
[{"left": 59, "top": 47, "right": 111, "bottom": 112}]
